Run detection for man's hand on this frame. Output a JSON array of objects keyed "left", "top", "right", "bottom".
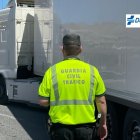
[
  {"left": 98, "top": 124, "right": 108, "bottom": 140},
  {"left": 95, "top": 95, "right": 107, "bottom": 140}
]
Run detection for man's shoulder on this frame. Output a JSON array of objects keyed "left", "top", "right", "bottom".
[{"left": 83, "top": 62, "right": 98, "bottom": 70}]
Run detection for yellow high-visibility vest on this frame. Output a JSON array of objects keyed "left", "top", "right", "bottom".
[{"left": 39, "top": 57, "right": 106, "bottom": 125}]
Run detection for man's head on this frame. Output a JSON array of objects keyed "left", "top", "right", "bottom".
[{"left": 62, "top": 34, "right": 82, "bottom": 56}]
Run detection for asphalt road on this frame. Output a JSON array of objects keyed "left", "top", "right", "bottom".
[{"left": 0, "top": 103, "right": 50, "bottom": 140}]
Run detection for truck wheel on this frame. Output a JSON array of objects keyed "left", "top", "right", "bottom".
[
  {"left": 0, "top": 78, "right": 8, "bottom": 104},
  {"left": 106, "top": 101, "right": 119, "bottom": 140},
  {"left": 123, "top": 109, "right": 140, "bottom": 140}
]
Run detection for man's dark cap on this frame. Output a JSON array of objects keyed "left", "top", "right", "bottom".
[{"left": 63, "top": 34, "right": 81, "bottom": 46}]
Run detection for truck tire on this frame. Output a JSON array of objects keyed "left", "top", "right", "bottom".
[
  {"left": 106, "top": 101, "right": 119, "bottom": 140},
  {"left": 123, "top": 109, "right": 140, "bottom": 140},
  {"left": 0, "top": 77, "right": 8, "bottom": 104}
]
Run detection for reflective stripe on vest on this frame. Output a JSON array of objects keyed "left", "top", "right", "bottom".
[{"left": 51, "top": 65, "right": 94, "bottom": 106}]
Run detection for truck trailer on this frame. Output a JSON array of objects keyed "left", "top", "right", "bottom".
[
  {"left": 0, "top": 0, "right": 140, "bottom": 140},
  {"left": 60, "top": 1, "right": 140, "bottom": 140},
  {"left": 53, "top": 1, "right": 140, "bottom": 139}
]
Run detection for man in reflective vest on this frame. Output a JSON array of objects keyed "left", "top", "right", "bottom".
[{"left": 38, "top": 34, "right": 107, "bottom": 140}]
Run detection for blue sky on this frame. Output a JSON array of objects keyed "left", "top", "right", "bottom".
[{"left": 0, "top": 0, "right": 8, "bottom": 9}]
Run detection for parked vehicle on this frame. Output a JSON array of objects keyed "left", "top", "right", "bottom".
[{"left": 0, "top": 0, "right": 59, "bottom": 104}]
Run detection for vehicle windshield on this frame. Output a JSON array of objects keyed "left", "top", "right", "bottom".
[{"left": 7, "top": 0, "right": 52, "bottom": 8}]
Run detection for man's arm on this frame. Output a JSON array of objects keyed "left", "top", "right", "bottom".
[
  {"left": 38, "top": 97, "right": 50, "bottom": 107},
  {"left": 95, "top": 95, "right": 107, "bottom": 139}
]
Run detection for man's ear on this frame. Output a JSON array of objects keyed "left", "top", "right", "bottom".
[
  {"left": 61, "top": 46, "right": 64, "bottom": 53},
  {"left": 60, "top": 45, "right": 63, "bottom": 50},
  {"left": 79, "top": 45, "right": 83, "bottom": 53},
  {"left": 61, "top": 46, "right": 67, "bottom": 56}
]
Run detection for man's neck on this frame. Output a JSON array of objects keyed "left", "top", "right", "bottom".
[{"left": 63, "top": 55, "right": 80, "bottom": 60}]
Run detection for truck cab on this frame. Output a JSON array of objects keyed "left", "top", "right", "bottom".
[{"left": 0, "top": 0, "right": 54, "bottom": 104}]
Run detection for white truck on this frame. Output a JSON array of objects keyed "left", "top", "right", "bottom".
[
  {"left": 1, "top": 0, "right": 140, "bottom": 140},
  {"left": 53, "top": 0, "right": 140, "bottom": 140},
  {"left": 0, "top": 0, "right": 58, "bottom": 104}
]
